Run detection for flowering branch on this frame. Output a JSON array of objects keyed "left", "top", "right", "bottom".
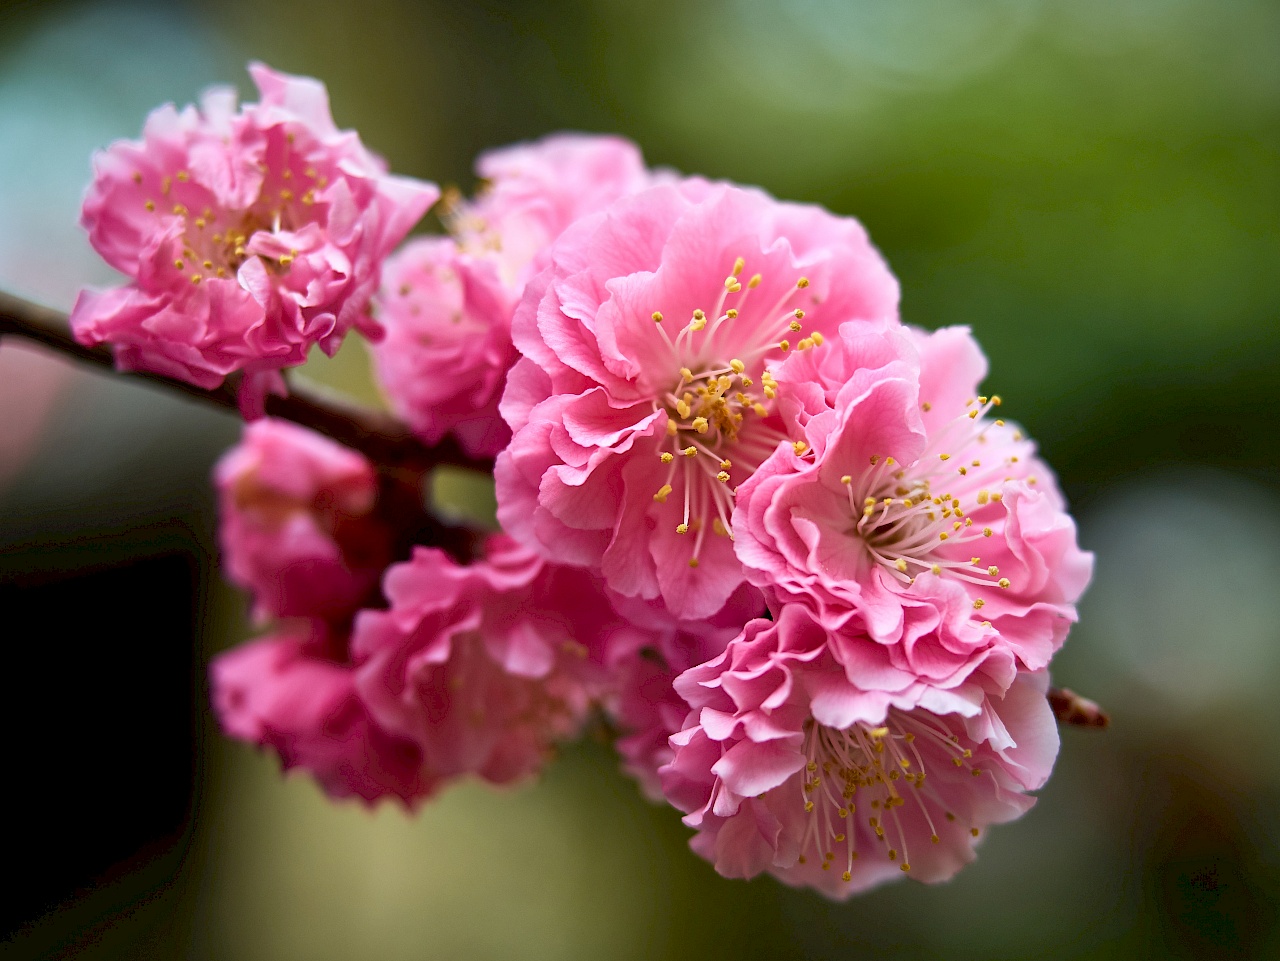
[{"left": 0, "top": 289, "right": 495, "bottom": 477}]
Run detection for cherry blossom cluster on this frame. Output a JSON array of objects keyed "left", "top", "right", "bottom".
[{"left": 74, "top": 64, "right": 1092, "bottom": 898}]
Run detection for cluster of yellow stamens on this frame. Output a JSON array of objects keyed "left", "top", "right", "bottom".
[
  {"left": 786, "top": 713, "right": 991, "bottom": 882},
  {"left": 134, "top": 140, "right": 326, "bottom": 286},
  {"left": 649, "top": 255, "right": 824, "bottom": 566},
  {"left": 838, "top": 395, "right": 1027, "bottom": 615}
]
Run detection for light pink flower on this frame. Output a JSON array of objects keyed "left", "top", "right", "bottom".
[
  {"left": 372, "top": 135, "right": 655, "bottom": 457},
  {"left": 70, "top": 62, "right": 438, "bottom": 415},
  {"left": 449, "top": 133, "right": 654, "bottom": 290},
  {"left": 351, "top": 535, "right": 624, "bottom": 787},
  {"left": 496, "top": 181, "right": 900, "bottom": 620},
  {"left": 733, "top": 322, "right": 1093, "bottom": 673},
  {"left": 371, "top": 237, "right": 516, "bottom": 457},
  {"left": 661, "top": 604, "right": 1058, "bottom": 898},
  {"left": 603, "top": 586, "right": 765, "bottom": 799},
  {"left": 215, "top": 418, "right": 392, "bottom": 622},
  {"left": 211, "top": 620, "right": 429, "bottom": 805}
]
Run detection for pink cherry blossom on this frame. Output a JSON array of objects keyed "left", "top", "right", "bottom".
[
  {"left": 372, "top": 135, "right": 655, "bottom": 457},
  {"left": 370, "top": 237, "right": 516, "bottom": 457},
  {"left": 211, "top": 620, "right": 429, "bottom": 805},
  {"left": 70, "top": 62, "right": 438, "bottom": 415},
  {"left": 496, "top": 181, "right": 900, "bottom": 620},
  {"left": 733, "top": 322, "right": 1093, "bottom": 673},
  {"left": 351, "top": 535, "right": 624, "bottom": 787},
  {"left": 215, "top": 418, "right": 392, "bottom": 622},
  {"left": 602, "top": 585, "right": 765, "bottom": 799},
  {"left": 661, "top": 604, "right": 1058, "bottom": 898},
  {"left": 448, "top": 133, "right": 655, "bottom": 290}
]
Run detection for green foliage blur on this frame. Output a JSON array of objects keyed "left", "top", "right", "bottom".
[{"left": 2, "top": 0, "right": 1278, "bottom": 958}]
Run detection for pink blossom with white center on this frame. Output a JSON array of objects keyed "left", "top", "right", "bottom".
[
  {"left": 211, "top": 620, "right": 430, "bottom": 806},
  {"left": 371, "top": 237, "right": 516, "bottom": 457},
  {"left": 70, "top": 62, "right": 438, "bottom": 415},
  {"left": 496, "top": 181, "right": 900, "bottom": 620},
  {"left": 661, "top": 605, "right": 1059, "bottom": 898},
  {"left": 351, "top": 535, "right": 625, "bottom": 787},
  {"left": 448, "top": 133, "right": 655, "bottom": 291},
  {"left": 215, "top": 418, "right": 392, "bottom": 622},
  {"left": 602, "top": 585, "right": 765, "bottom": 799},
  {"left": 734, "top": 322, "right": 1093, "bottom": 672}
]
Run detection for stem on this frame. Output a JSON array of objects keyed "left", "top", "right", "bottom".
[{"left": 0, "top": 289, "right": 495, "bottom": 476}]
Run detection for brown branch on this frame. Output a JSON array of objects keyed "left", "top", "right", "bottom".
[{"left": 0, "top": 288, "right": 495, "bottom": 477}]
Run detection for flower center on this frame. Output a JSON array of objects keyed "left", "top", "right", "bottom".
[
  {"left": 840, "top": 395, "right": 1024, "bottom": 611},
  {"left": 795, "top": 712, "right": 988, "bottom": 882},
  {"left": 649, "top": 256, "right": 822, "bottom": 567}
]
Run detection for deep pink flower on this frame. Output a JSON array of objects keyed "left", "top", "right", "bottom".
[
  {"left": 449, "top": 133, "right": 655, "bottom": 290},
  {"left": 370, "top": 237, "right": 516, "bottom": 457},
  {"left": 496, "top": 181, "right": 900, "bottom": 620},
  {"left": 351, "top": 535, "right": 625, "bottom": 787},
  {"left": 211, "top": 620, "right": 429, "bottom": 805},
  {"left": 215, "top": 418, "right": 392, "bottom": 622},
  {"left": 661, "top": 604, "right": 1058, "bottom": 897},
  {"left": 372, "top": 135, "right": 655, "bottom": 457},
  {"left": 70, "top": 62, "right": 437, "bottom": 414},
  {"left": 603, "top": 586, "right": 765, "bottom": 799},
  {"left": 733, "top": 322, "right": 1093, "bottom": 673}
]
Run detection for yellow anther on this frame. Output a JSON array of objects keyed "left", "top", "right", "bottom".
[
  {"left": 978, "top": 396, "right": 988, "bottom": 405},
  {"left": 939, "top": 453, "right": 951, "bottom": 461},
  {"left": 729, "top": 358, "right": 746, "bottom": 374},
  {"left": 973, "top": 599, "right": 985, "bottom": 610},
  {"left": 716, "top": 471, "right": 730, "bottom": 483},
  {"left": 798, "top": 338, "right": 814, "bottom": 350},
  {"left": 885, "top": 457, "right": 895, "bottom": 466},
  {"left": 733, "top": 256, "right": 745, "bottom": 276},
  {"left": 173, "top": 259, "right": 184, "bottom": 269},
  {"left": 931, "top": 564, "right": 942, "bottom": 575},
  {"left": 811, "top": 332, "right": 824, "bottom": 345},
  {"left": 971, "top": 828, "right": 980, "bottom": 837},
  {"left": 726, "top": 308, "right": 739, "bottom": 318},
  {"left": 652, "top": 311, "right": 663, "bottom": 323},
  {"left": 977, "top": 490, "right": 990, "bottom": 505},
  {"left": 683, "top": 446, "right": 698, "bottom": 457},
  {"left": 939, "top": 532, "right": 949, "bottom": 541},
  {"left": 995, "top": 419, "right": 1005, "bottom": 427},
  {"left": 789, "top": 319, "right": 802, "bottom": 332},
  {"left": 688, "top": 557, "right": 700, "bottom": 568},
  {"left": 793, "top": 309, "right": 805, "bottom": 320},
  {"left": 660, "top": 452, "right": 674, "bottom": 464},
  {"left": 793, "top": 441, "right": 808, "bottom": 455},
  {"left": 888, "top": 849, "right": 898, "bottom": 861},
  {"left": 713, "top": 518, "right": 730, "bottom": 537},
  {"left": 841, "top": 870, "right": 852, "bottom": 882},
  {"left": 901, "top": 863, "right": 911, "bottom": 873},
  {"left": 931, "top": 834, "right": 940, "bottom": 844},
  {"left": 676, "top": 523, "right": 689, "bottom": 534},
  {"left": 987, "top": 565, "right": 999, "bottom": 575},
  {"left": 752, "top": 403, "right": 768, "bottom": 416},
  {"left": 804, "top": 801, "right": 814, "bottom": 812},
  {"left": 990, "top": 492, "right": 1003, "bottom": 502},
  {"left": 144, "top": 200, "right": 155, "bottom": 211},
  {"left": 867, "top": 727, "right": 889, "bottom": 738},
  {"left": 998, "top": 578, "right": 1011, "bottom": 589},
  {"left": 895, "top": 558, "right": 908, "bottom": 573},
  {"left": 968, "top": 410, "right": 979, "bottom": 419},
  {"left": 720, "top": 459, "right": 733, "bottom": 470},
  {"left": 692, "top": 416, "right": 709, "bottom": 433},
  {"left": 190, "top": 274, "right": 202, "bottom": 284},
  {"left": 992, "top": 395, "right": 1002, "bottom": 406},
  {"left": 778, "top": 340, "right": 790, "bottom": 352},
  {"left": 748, "top": 273, "right": 762, "bottom": 288},
  {"left": 653, "top": 484, "right": 673, "bottom": 503},
  {"left": 724, "top": 276, "right": 741, "bottom": 292},
  {"left": 840, "top": 475, "right": 852, "bottom": 485},
  {"left": 172, "top": 204, "right": 187, "bottom": 215},
  {"left": 666, "top": 420, "right": 678, "bottom": 437},
  {"left": 675, "top": 399, "right": 691, "bottom": 418},
  {"left": 679, "top": 367, "right": 693, "bottom": 383},
  {"left": 176, "top": 171, "right": 189, "bottom": 182},
  {"left": 983, "top": 527, "right": 993, "bottom": 537},
  {"left": 797, "top": 277, "right": 809, "bottom": 288},
  {"left": 692, "top": 309, "right": 705, "bottom": 321},
  {"left": 203, "top": 260, "right": 214, "bottom": 269}
]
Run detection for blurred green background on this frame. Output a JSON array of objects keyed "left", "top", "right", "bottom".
[{"left": 1, "top": 0, "right": 1278, "bottom": 958}]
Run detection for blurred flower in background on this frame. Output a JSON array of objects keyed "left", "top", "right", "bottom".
[{"left": 2, "top": 0, "right": 1278, "bottom": 959}]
